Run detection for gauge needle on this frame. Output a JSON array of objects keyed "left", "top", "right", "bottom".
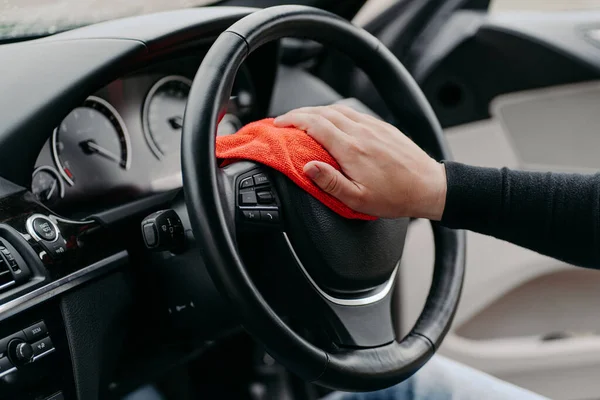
[
  {"left": 46, "top": 180, "right": 57, "bottom": 201},
  {"left": 168, "top": 116, "right": 183, "bottom": 130},
  {"left": 80, "top": 140, "right": 121, "bottom": 164}
]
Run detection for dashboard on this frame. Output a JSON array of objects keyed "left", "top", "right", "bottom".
[
  {"left": 0, "top": 6, "right": 286, "bottom": 399},
  {"left": 32, "top": 55, "right": 258, "bottom": 216}
]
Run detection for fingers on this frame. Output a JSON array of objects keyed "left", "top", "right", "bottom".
[
  {"left": 328, "top": 104, "right": 389, "bottom": 130},
  {"left": 303, "top": 161, "right": 363, "bottom": 209},
  {"left": 278, "top": 106, "right": 357, "bottom": 132},
  {"left": 274, "top": 112, "right": 351, "bottom": 160},
  {"left": 276, "top": 104, "right": 389, "bottom": 140}
]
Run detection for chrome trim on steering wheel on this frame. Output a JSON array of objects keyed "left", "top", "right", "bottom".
[{"left": 283, "top": 232, "right": 398, "bottom": 306}]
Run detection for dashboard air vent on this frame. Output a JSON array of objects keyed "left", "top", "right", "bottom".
[{"left": 0, "top": 257, "right": 15, "bottom": 291}]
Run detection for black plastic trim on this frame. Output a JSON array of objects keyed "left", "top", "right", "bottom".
[{"left": 0, "top": 251, "right": 127, "bottom": 323}]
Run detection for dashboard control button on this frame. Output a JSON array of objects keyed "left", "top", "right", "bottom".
[
  {"left": 32, "top": 337, "right": 54, "bottom": 357},
  {"left": 256, "top": 191, "right": 274, "bottom": 204},
  {"left": 240, "top": 190, "right": 257, "bottom": 205},
  {"left": 16, "top": 342, "right": 33, "bottom": 362},
  {"left": 141, "top": 210, "right": 185, "bottom": 252},
  {"left": 23, "top": 321, "right": 47, "bottom": 342},
  {"left": 242, "top": 210, "right": 260, "bottom": 221},
  {"left": 240, "top": 177, "right": 254, "bottom": 189},
  {"left": 0, "top": 331, "right": 26, "bottom": 354},
  {"left": 142, "top": 223, "right": 158, "bottom": 248},
  {"left": 26, "top": 216, "right": 63, "bottom": 254},
  {"left": 8, "top": 340, "right": 33, "bottom": 365},
  {"left": 32, "top": 217, "right": 57, "bottom": 241},
  {"left": 253, "top": 173, "right": 269, "bottom": 186},
  {"left": 260, "top": 210, "right": 280, "bottom": 222},
  {"left": 0, "top": 357, "right": 13, "bottom": 376},
  {"left": 40, "top": 239, "right": 67, "bottom": 260}
]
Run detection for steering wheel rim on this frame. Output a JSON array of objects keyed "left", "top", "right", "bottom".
[{"left": 182, "top": 5, "right": 465, "bottom": 392}]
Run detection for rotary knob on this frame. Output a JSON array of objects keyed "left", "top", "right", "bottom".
[{"left": 8, "top": 339, "right": 33, "bottom": 365}]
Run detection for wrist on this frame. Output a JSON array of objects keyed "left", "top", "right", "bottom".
[{"left": 416, "top": 161, "right": 447, "bottom": 221}]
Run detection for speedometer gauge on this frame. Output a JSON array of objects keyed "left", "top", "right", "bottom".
[
  {"left": 143, "top": 75, "right": 192, "bottom": 159},
  {"left": 52, "top": 96, "right": 131, "bottom": 186}
]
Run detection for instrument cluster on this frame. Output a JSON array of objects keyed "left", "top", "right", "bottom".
[{"left": 32, "top": 56, "right": 256, "bottom": 216}]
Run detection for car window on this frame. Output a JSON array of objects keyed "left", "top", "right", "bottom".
[
  {"left": 0, "top": 0, "right": 221, "bottom": 39},
  {"left": 491, "top": 0, "right": 600, "bottom": 12}
]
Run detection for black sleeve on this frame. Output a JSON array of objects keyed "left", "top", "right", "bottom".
[{"left": 440, "top": 161, "right": 600, "bottom": 268}]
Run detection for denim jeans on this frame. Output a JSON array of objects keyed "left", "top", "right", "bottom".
[
  {"left": 125, "top": 355, "right": 549, "bottom": 400},
  {"left": 325, "top": 355, "right": 549, "bottom": 400}
]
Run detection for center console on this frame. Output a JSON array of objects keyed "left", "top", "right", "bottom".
[{"left": 0, "top": 187, "right": 128, "bottom": 400}]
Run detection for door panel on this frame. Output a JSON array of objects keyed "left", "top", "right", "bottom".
[
  {"left": 492, "top": 81, "right": 600, "bottom": 173},
  {"left": 389, "top": 5, "right": 600, "bottom": 398},
  {"left": 417, "top": 10, "right": 600, "bottom": 128},
  {"left": 400, "top": 83, "right": 600, "bottom": 399}
]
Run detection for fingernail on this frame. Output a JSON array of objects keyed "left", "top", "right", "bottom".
[{"left": 304, "top": 164, "right": 320, "bottom": 179}]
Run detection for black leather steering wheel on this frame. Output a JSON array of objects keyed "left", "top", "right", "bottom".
[{"left": 182, "top": 5, "right": 465, "bottom": 392}]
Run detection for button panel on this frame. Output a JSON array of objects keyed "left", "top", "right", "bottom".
[
  {"left": 0, "top": 320, "right": 55, "bottom": 369},
  {"left": 236, "top": 170, "right": 281, "bottom": 229}
]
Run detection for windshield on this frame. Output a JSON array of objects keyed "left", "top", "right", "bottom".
[{"left": 0, "top": 0, "right": 220, "bottom": 40}]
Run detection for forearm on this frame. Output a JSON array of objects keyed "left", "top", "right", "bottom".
[{"left": 440, "top": 161, "right": 600, "bottom": 268}]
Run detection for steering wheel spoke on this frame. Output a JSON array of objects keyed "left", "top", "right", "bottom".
[
  {"left": 219, "top": 162, "right": 283, "bottom": 232},
  {"left": 304, "top": 267, "right": 398, "bottom": 349}
]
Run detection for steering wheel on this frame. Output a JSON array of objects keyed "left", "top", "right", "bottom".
[{"left": 182, "top": 5, "right": 465, "bottom": 392}]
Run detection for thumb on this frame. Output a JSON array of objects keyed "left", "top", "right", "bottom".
[{"left": 303, "top": 161, "right": 361, "bottom": 206}]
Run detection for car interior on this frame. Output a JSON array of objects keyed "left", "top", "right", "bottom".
[{"left": 1, "top": 0, "right": 600, "bottom": 399}]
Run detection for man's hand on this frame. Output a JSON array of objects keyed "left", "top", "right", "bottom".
[{"left": 274, "top": 104, "right": 447, "bottom": 220}]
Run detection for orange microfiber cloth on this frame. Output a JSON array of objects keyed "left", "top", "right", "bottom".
[{"left": 216, "top": 118, "right": 376, "bottom": 221}]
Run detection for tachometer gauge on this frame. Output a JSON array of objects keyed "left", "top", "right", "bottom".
[
  {"left": 143, "top": 75, "right": 192, "bottom": 159},
  {"left": 31, "top": 166, "right": 64, "bottom": 206},
  {"left": 52, "top": 96, "right": 131, "bottom": 186}
]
